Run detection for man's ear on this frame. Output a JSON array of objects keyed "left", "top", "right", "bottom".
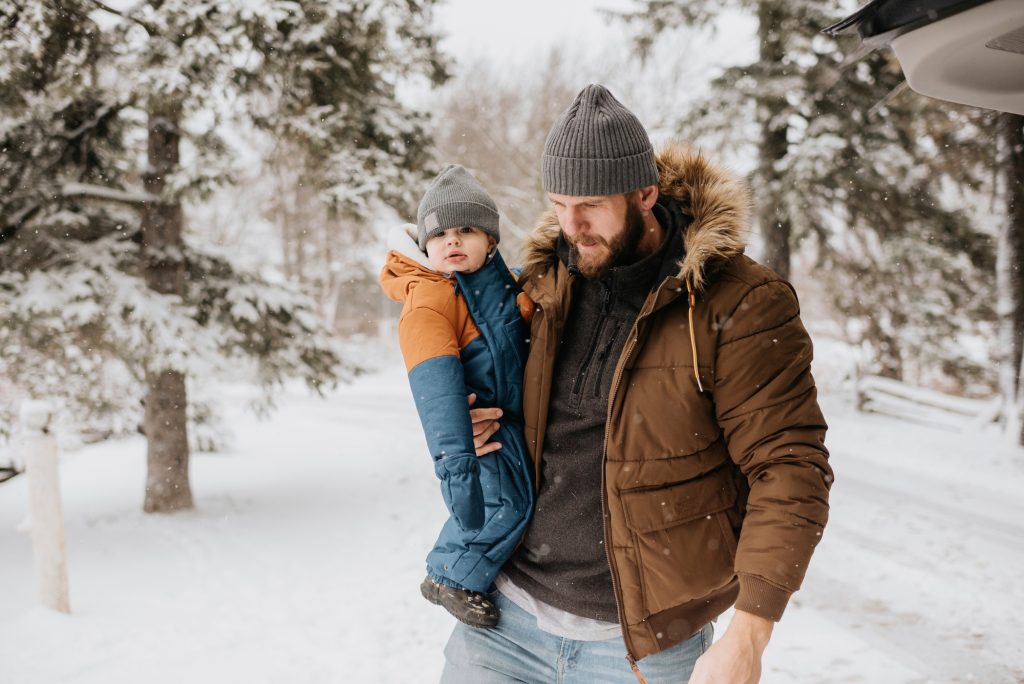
[{"left": 637, "top": 184, "right": 659, "bottom": 211}]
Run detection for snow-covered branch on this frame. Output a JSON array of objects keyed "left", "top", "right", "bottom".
[
  {"left": 61, "top": 183, "right": 159, "bottom": 206},
  {"left": 85, "top": 0, "right": 155, "bottom": 35}
]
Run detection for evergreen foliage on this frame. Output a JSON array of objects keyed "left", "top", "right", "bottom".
[
  {"left": 618, "top": 0, "right": 997, "bottom": 390},
  {"left": 0, "top": 0, "right": 447, "bottom": 444}
]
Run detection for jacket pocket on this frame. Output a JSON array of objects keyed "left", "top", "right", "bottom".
[{"left": 620, "top": 468, "right": 739, "bottom": 617}]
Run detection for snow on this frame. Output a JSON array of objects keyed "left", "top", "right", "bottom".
[
  {"left": 18, "top": 401, "right": 54, "bottom": 434},
  {"left": 2, "top": 346, "right": 1023, "bottom": 683}
]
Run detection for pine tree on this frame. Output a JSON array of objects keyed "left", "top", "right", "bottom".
[
  {"left": 618, "top": 0, "right": 832, "bottom": 280},
  {"left": 617, "top": 0, "right": 997, "bottom": 389},
  {"left": 0, "top": 0, "right": 447, "bottom": 510}
]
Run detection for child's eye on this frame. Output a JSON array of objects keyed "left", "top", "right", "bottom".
[{"left": 459, "top": 226, "right": 475, "bottom": 234}]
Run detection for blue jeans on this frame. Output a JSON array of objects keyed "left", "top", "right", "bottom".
[{"left": 441, "top": 590, "right": 712, "bottom": 683}]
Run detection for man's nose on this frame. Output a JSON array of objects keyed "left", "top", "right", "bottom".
[{"left": 561, "top": 207, "right": 586, "bottom": 236}]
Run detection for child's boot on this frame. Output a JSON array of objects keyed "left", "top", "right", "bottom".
[{"left": 420, "top": 575, "right": 499, "bottom": 628}]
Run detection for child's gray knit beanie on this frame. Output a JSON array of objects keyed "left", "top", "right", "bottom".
[
  {"left": 416, "top": 164, "right": 500, "bottom": 251},
  {"left": 542, "top": 84, "right": 659, "bottom": 196}
]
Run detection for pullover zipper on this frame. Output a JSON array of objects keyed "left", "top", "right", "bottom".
[
  {"left": 569, "top": 280, "right": 613, "bottom": 402},
  {"left": 592, "top": 323, "right": 623, "bottom": 398}
]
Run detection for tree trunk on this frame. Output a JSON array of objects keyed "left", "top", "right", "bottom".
[
  {"left": 999, "top": 114, "right": 1024, "bottom": 446},
  {"left": 757, "top": 1, "right": 791, "bottom": 280},
  {"left": 996, "top": 113, "right": 1024, "bottom": 445},
  {"left": 141, "top": 108, "right": 193, "bottom": 513},
  {"left": 1017, "top": 343, "right": 1024, "bottom": 447}
]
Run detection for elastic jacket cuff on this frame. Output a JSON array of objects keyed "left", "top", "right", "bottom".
[
  {"left": 734, "top": 574, "right": 792, "bottom": 622},
  {"left": 433, "top": 453, "right": 479, "bottom": 478}
]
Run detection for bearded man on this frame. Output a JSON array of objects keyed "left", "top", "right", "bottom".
[{"left": 442, "top": 84, "right": 833, "bottom": 684}]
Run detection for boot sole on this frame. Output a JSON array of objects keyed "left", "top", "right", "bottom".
[{"left": 420, "top": 578, "right": 499, "bottom": 629}]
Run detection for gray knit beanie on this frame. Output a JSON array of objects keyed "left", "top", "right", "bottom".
[
  {"left": 542, "top": 84, "right": 659, "bottom": 196},
  {"left": 416, "top": 164, "right": 500, "bottom": 251}
]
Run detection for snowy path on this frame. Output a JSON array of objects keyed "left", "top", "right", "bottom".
[
  {"left": 0, "top": 356, "right": 453, "bottom": 683},
  {"left": 780, "top": 400, "right": 1024, "bottom": 684},
  {"left": 1, "top": 352, "right": 1023, "bottom": 683}
]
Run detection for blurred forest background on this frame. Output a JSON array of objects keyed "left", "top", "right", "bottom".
[{"left": 1, "top": 0, "right": 1022, "bottom": 512}]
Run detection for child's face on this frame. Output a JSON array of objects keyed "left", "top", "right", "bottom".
[{"left": 425, "top": 227, "right": 493, "bottom": 273}]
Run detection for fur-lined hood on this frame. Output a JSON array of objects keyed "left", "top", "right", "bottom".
[{"left": 520, "top": 144, "right": 751, "bottom": 293}]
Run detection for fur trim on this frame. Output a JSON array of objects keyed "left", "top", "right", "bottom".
[
  {"left": 387, "top": 223, "right": 431, "bottom": 268},
  {"left": 519, "top": 213, "right": 562, "bottom": 280},
  {"left": 519, "top": 143, "right": 751, "bottom": 293}
]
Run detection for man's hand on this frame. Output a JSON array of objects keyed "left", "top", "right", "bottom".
[
  {"left": 468, "top": 393, "right": 502, "bottom": 457},
  {"left": 688, "top": 610, "right": 773, "bottom": 684}
]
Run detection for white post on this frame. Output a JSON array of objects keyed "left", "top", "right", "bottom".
[{"left": 21, "top": 400, "right": 70, "bottom": 614}]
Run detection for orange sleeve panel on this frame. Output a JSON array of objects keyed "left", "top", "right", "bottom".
[{"left": 397, "top": 282, "right": 480, "bottom": 372}]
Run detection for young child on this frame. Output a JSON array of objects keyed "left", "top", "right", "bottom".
[{"left": 379, "top": 164, "right": 533, "bottom": 628}]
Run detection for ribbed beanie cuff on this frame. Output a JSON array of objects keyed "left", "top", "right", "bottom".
[
  {"left": 542, "top": 149, "right": 659, "bottom": 196},
  {"left": 420, "top": 201, "right": 499, "bottom": 247}
]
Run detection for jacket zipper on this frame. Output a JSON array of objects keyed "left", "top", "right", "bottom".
[
  {"left": 530, "top": 303, "right": 554, "bottom": 491},
  {"left": 527, "top": 272, "right": 684, "bottom": 679},
  {"left": 627, "top": 654, "right": 650, "bottom": 684},
  {"left": 601, "top": 280, "right": 680, "bottom": 682},
  {"left": 601, "top": 316, "right": 644, "bottom": 678}
]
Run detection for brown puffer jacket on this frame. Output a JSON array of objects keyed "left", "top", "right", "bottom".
[{"left": 517, "top": 144, "right": 833, "bottom": 662}]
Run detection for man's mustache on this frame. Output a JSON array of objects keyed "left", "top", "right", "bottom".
[{"left": 567, "top": 234, "right": 608, "bottom": 248}]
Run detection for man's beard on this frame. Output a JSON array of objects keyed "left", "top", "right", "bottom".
[{"left": 568, "top": 202, "right": 646, "bottom": 280}]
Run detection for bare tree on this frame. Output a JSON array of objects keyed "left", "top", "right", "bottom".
[
  {"left": 430, "top": 50, "right": 587, "bottom": 257},
  {"left": 260, "top": 139, "right": 386, "bottom": 335}
]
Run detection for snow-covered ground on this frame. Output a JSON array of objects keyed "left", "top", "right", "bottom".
[{"left": 2, "top": 346, "right": 1023, "bottom": 683}]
